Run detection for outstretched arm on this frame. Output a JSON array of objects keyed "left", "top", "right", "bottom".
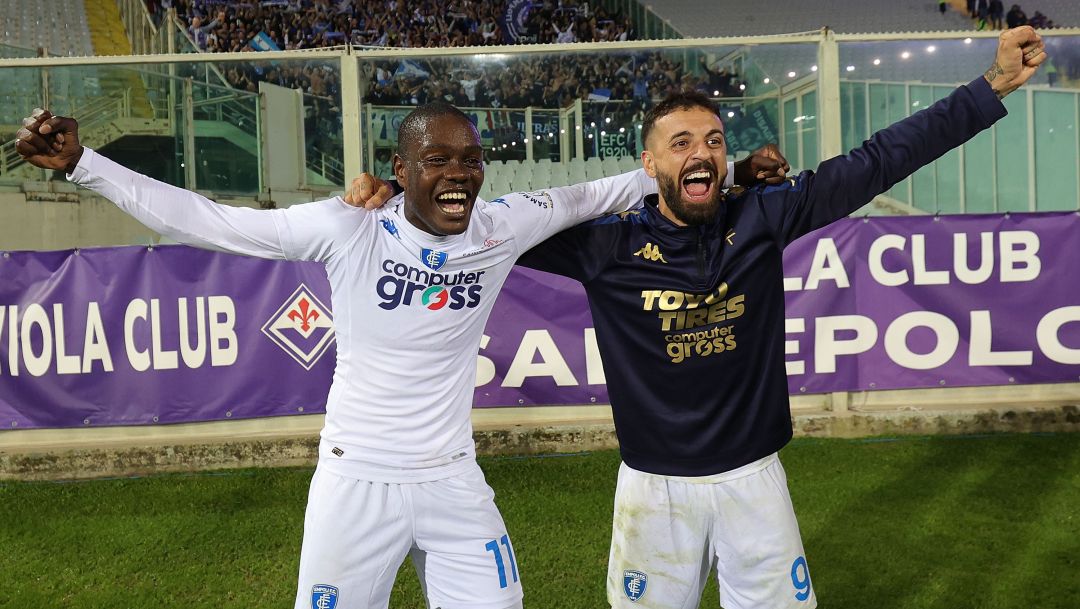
[{"left": 16, "top": 109, "right": 358, "bottom": 262}]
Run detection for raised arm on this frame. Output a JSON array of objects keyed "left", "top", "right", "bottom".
[
  {"left": 763, "top": 26, "right": 1046, "bottom": 245},
  {"left": 16, "top": 110, "right": 360, "bottom": 262}
]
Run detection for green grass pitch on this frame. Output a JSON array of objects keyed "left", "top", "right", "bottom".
[{"left": 2, "top": 433, "right": 1078, "bottom": 608}]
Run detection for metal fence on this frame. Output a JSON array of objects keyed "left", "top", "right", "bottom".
[{"left": 0, "top": 27, "right": 1077, "bottom": 212}]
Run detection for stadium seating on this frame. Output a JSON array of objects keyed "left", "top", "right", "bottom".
[
  {"left": 481, "top": 156, "right": 638, "bottom": 198},
  {"left": 0, "top": 0, "right": 94, "bottom": 57}
]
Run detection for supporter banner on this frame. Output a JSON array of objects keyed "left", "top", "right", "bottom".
[
  {"left": 3, "top": 212, "right": 1080, "bottom": 429},
  {"left": 501, "top": 0, "right": 534, "bottom": 43},
  {"left": 724, "top": 102, "right": 779, "bottom": 153}
]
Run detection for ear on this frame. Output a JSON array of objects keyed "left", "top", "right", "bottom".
[
  {"left": 393, "top": 154, "right": 407, "bottom": 185},
  {"left": 641, "top": 150, "right": 657, "bottom": 178}
]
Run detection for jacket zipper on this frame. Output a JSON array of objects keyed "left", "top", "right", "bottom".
[{"left": 696, "top": 229, "right": 706, "bottom": 284}]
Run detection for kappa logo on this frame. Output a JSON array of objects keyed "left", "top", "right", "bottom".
[
  {"left": 311, "top": 584, "right": 338, "bottom": 609},
  {"left": 489, "top": 197, "right": 511, "bottom": 208},
  {"left": 633, "top": 242, "right": 667, "bottom": 263},
  {"left": 421, "top": 248, "right": 448, "bottom": 271},
  {"left": 380, "top": 219, "right": 401, "bottom": 240},
  {"left": 623, "top": 570, "right": 648, "bottom": 602},
  {"left": 261, "top": 284, "right": 336, "bottom": 370}
]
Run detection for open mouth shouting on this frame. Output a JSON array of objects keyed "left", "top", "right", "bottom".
[
  {"left": 681, "top": 166, "right": 716, "bottom": 204},
  {"left": 435, "top": 190, "right": 471, "bottom": 218}
]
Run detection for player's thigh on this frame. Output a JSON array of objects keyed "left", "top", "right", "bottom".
[
  {"left": 294, "top": 467, "right": 413, "bottom": 609},
  {"left": 607, "top": 463, "right": 712, "bottom": 609},
  {"left": 711, "top": 456, "right": 816, "bottom": 609},
  {"left": 410, "top": 466, "right": 523, "bottom": 609}
]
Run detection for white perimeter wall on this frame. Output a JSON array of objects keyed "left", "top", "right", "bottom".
[{"left": 0, "top": 190, "right": 264, "bottom": 252}]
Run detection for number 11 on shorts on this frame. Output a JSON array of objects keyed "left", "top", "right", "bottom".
[{"left": 485, "top": 535, "right": 519, "bottom": 589}]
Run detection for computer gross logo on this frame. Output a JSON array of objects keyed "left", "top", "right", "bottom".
[{"left": 376, "top": 258, "right": 485, "bottom": 311}]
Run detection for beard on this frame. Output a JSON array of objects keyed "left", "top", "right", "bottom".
[{"left": 656, "top": 165, "right": 726, "bottom": 226}]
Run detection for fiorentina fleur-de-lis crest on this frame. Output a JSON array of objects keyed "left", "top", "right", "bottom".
[{"left": 288, "top": 297, "right": 320, "bottom": 332}]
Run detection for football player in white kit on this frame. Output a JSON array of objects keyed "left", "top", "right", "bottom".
[{"left": 15, "top": 102, "right": 658, "bottom": 609}]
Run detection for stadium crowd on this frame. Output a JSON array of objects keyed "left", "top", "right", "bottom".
[
  {"left": 154, "top": 0, "right": 744, "bottom": 164},
  {"left": 156, "top": 0, "right": 635, "bottom": 51},
  {"left": 160, "top": 0, "right": 740, "bottom": 107}
]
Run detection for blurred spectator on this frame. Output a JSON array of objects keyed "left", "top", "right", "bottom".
[
  {"left": 189, "top": 10, "right": 223, "bottom": 51},
  {"left": 988, "top": 0, "right": 1004, "bottom": 29},
  {"left": 1006, "top": 4, "right": 1027, "bottom": 28},
  {"left": 1027, "top": 10, "right": 1050, "bottom": 28}
]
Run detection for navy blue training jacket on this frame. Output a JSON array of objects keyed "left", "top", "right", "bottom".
[{"left": 517, "top": 77, "right": 1007, "bottom": 476}]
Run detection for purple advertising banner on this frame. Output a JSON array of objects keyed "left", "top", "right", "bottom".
[
  {"left": 781, "top": 212, "right": 1080, "bottom": 393},
  {"left": 0, "top": 246, "right": 336, "bottom": 429},
  {"left": 2, "top": 212, "right": 1080, "bottom": 429}
]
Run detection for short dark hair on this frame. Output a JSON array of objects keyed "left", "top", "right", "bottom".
[
  {"left": 640, "top": 91, "right": 722, "bottom": 150},
  {"left": 396, "top": 101, "right": 474, "bottom": 158}
]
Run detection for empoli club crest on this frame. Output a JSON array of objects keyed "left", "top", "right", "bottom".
[
  {"left": 311, "top": 584, "right": 338, "bottom": 609},
  {"left": 623, "top": 570, "right": 648, "bottom": 602},
  {"left": 421, "top": 248, "right": 448, "bottom": 270}
]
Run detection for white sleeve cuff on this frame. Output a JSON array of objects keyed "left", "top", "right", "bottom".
[{"left": 66, "top": 147, "right": 97, "bottom": 183}]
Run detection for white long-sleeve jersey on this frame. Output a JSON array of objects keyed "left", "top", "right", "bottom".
[{"left": 70, "top": 148, "right": 656, "bottom": 482}]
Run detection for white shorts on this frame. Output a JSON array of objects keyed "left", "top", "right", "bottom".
[
  {"left": 294, "top": 463, "right": 523, "bottom": 609},
  {"left": 607, "top": 454, "right": 816, "bottom": 609}
]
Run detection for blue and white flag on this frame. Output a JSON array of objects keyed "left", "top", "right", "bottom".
[
  {"left": 249, "top": 31, "right": 281, "bottom": 52},
  {"left": 588, "top": 88, "right": 612, "bottom": 101},
  {"left": 394, "top": 59, "right": 431, "bottom": 80}
]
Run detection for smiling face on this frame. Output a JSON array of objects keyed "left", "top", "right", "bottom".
[
  {"left": 394, "top": 111, "right": 484, "bottom": 236},
  {"left": 641, "top": 104, "right": 728, "bottom": 227}
]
